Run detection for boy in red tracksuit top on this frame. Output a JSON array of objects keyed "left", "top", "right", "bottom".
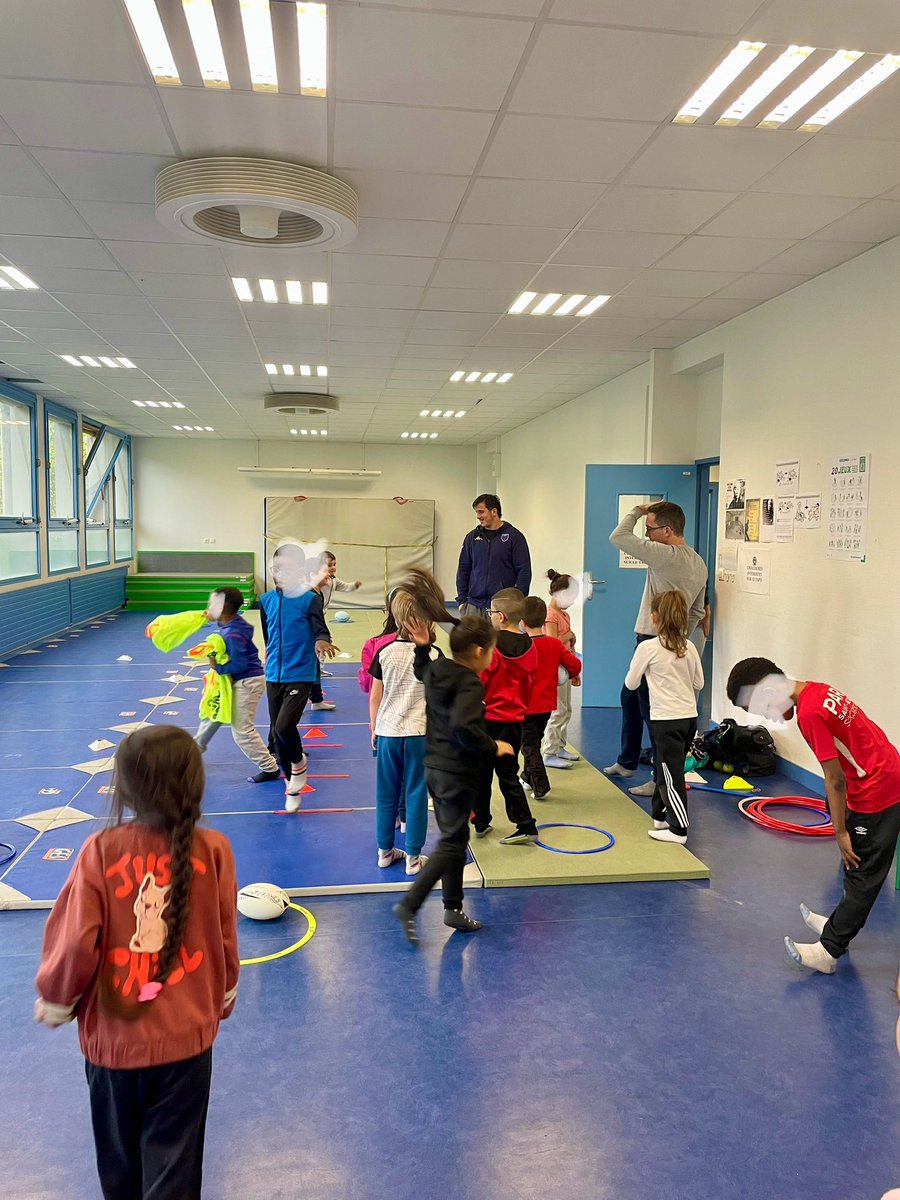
[
  {"left": 472, "top": 588, "right": 540, "bottom": 845},
  {"left": 521, "top": 595, "right": 582, "bottom": 800}
]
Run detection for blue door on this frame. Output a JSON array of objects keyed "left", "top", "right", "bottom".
[{"left": 582, "top": 464, "right": 698, "bottom": 706}]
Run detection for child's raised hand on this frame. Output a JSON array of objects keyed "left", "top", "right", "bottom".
[
  {"left": 316, "top": 639, "right": 339, "bottom": 658},
  {"left": 406, "top": 617, "right": 432, "bottom": 646},
  {"left": 495, "top": 740, "right": 515, "bottom": 757}
]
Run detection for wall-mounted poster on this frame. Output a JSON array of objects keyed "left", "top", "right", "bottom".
[
  {"left": 725, "top": 509, "right": 746, "bottom": 541},
  {"left": 725, "top": 478, "right": 746, "bottom": 509},
  {"left": 760, "top": 498, "right": 776, "bottom": 542},
  {"left": 745, "top": 498, "right": 760, "bottom": 542},
  {"left": 795, "top": 494, "right": 821, "bottom": 529},
  {"left": 739, "top": 545, "right": 770, "bottom": 595},
  {"left": 827, "top": 452, "right": 870, "bottom": 561},
  {"left": 776, "top": 497, "right": 795, "bottom": 542},
  {"left": 775, "top": 459, "right": 800, "bottom": 496}
]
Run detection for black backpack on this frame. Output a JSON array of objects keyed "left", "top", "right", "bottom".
[{"left": 695, "top": 719, "right": 777, "bottom": 777}]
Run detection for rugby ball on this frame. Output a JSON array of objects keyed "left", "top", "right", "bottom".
[
  {"left": 237, "top": 882, "right": 290, "bottom": 921},
  {"left": 333, "top": 610, "right": 351, "bottom": 623}
]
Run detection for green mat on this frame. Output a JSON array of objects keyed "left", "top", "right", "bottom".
[{"left": 470, "top": 752, "right": 710, "bottom": 887}]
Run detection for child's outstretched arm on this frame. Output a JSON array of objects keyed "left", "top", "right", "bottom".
[{"left": 624, "top": 642, "right": 651, "bottom": 692}]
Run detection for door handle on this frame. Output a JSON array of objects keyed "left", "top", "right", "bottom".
[{"left": 588, "top": 578, "right": 606, "bottom": 585}]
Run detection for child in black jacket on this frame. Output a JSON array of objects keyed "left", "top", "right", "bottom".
[{"left": 393, "top": 615, "right": 513, "bottom": 944}]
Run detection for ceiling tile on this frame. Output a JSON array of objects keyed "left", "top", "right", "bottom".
[
  {"left": 580, "top": 186, "right": 737, "bottom": 235},
  {"left": 0, "top": 80, "right": 175, "bottom": 154},
  {"left": 482, "top": 115, "right": 656, "bottom": 182},
  {"left": 678, "top": 297, "right": 759, "bottom": 321},
  {"left": 334, "top": 104, "right": 494, "bottom": 174},
  {"left": 530, "top": 265, "right": 639, "bottom": 294},
  {"left": 622, "top": 126, "right": 811, "bottom": 191},
  {"left": 0, "top": 234, "right": 116, "bottom": 270},
  {"left": 553, "top": 230, "right": 682, "bottom": 268},
  {"left": 420, "top": 287, "right": 513, "bottom": 314},
  {"left": 0, "top": 146, "right": 69, "bottom": 199},
  {"left": 132, "top": 274, "right": 234, "bottom": 300},
  {"left": 593, "top": 294, "right": 696, "bottom": 319},
  {"left": 551, "top": 0, "right": 762, "bottom": 32},
  {"left": 337, "top": 170, "right": 468, "bottom": 222},
  {"left": 621, "top": 269, "right": 742, "bottom": 297},
  {"left": 715, "top": 273, "right": 812, "bottom": 301},
  {"left": 430, "top": 260, "right": 537, "bottom": 291},
  {"left": 0, "top": 0, "right": 146, "bottom": 83},
  {"left": 752, "top": 136, "right": 900, "bottom": 199},
  {"left": 29, "top": 150, "right": 174, "bottom": 203},
  {"left": 813, "top": 200, "right": 900, "bottom": 244},
  {"left": 350, "top": 218, "right": 451, "bottom": 257},
  {"left": 744, "top": 0, "right": 900, "bottom": 51},
  {"left": 461, "top": 178, "right": 604, "bottom": 228},
  {"left": 105, "top": 241, "right": 226, "bottom": 276},
  {"left": 331, "top": 254, "right": 436, "bottom": 286},
  {"left": 443, "top": 223, "right": 567, "bottom": 263},
  {"left": 337, "top": 7, "right": 532, "bottom": 109},
  {"left": 72, "top": 201, "right": 186, "bottom": 243},
  {"left": 699, "top": 193, "right": 863, "bottom": 240},
  {"left": 510, "top": 24, "right": 728, "bottom": 122},
  {"left": 160, "top": 91, "right": 327, "bottom": 163},
  {"left": 756, "top": 241, "right": 874, "bottom": 275},
  {"left": 331, "top": 308, "right": 420, "bottom": 329},
  {"left": 655, "top": 235, "right": 795, "bottom": 272}
]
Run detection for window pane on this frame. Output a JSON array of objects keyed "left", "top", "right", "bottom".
[
  {"left": 48, "top": 414, "right": 76, "bottom": 519},
  {"left": 114, "top": 445, "right": 130, "bottom": 521},
  {"left": 85, "top": 431, "right": 122, "bottom": 516},
  {"left": 49, "top": 529, "right": 79, "bottom": 573},
  {"left": 87, "top": 526, "right": 110, "bottom": 566},
  {"left": 115, "top": 525, "right": 133, "bottom": 561},
  {"left": 0, "top": 397, "right": 34, "bottom": 518},
  {"left": 0, "top": 530, "right": 39, "bottom": 580}
]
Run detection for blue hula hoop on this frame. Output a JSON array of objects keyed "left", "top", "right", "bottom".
[{"left": 535, "top": 823, "right": 615, "bottom": 855}]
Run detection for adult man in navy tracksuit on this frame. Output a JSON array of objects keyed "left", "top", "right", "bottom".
[{"left": 455, "top": 493, "right": 532, "bottom": 618}]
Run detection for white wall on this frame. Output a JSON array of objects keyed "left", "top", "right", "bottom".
[
  {"left": 695, "top": 367, "right": 723, "bottom": 461},
  {"left": 672, "top": 235, "right": 900, "bottom": 771},
  {"left": 133, "top": 438, "right": 477, "bottom": 598},
  {"left": 497, "top": 364, "right": 650, "bottom": 638}
]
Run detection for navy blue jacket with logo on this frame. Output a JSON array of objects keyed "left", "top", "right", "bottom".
[{"left": 455, "top": 522, "right": 531, "bottom": 610}]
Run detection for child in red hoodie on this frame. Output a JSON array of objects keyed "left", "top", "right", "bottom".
[
  {"left": 473, "top": 588, "right": 540, "bottom": 845},
  {"left": 521, "top": 596, "right": 582, "bottom": 799}
]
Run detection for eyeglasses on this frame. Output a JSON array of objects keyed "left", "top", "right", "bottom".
[
  {"left": 645, "top": 523, "right": 668, "bottom": 534},
  {"left": 488, "top": 609, "right": 502, "bottom": 615}
]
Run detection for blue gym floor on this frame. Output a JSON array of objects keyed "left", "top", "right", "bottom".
[{"left": 2, "top": 613, "right": 899, "bottom": 1199}]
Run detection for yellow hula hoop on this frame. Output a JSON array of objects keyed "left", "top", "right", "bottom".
[{"left": 239, "top": 903, "right": 316, "bottom": 966}]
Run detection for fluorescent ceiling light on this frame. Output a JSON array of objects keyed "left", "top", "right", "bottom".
[
  {"left": 674, "top": 40, "right": 766, "bottom": 124},
  {"left": 300, "top": 364, "right": 312, "bottom": 376},
  {"left": 259, "top": 278, "right": 278, "bottom": 303},
  {"left": 60, "top": 355, "right": 82, "bottom": 366},
  {"left": 312, "top": 281, "right": 328, "bottom": 304},
  {"left": 290, "top": 428, "right": 298, "bottom": 435},
  {"left": 204, "top": 426, "right": 214, "bottom": 431},
  {"left": 498, "top": 373, "right": 513, "bottom": 383},
  {"left": 297, "top": 2, "right": 327, "bottom": 96},
  {"left": 0, "top": 277, "right": 11, "bottom": 289},
  {"left": 239, "top": 0, "right": 278, "bottom": 92},
  {"left": 124, "top": 0, "right": 180, "bottom": 85},
  {"left": 282, "top": 364, "right": 295, "bottom": 375},
  {"left": 320, "top": 430, "right": 327, "bottom": 436},
  {"left": 172, "top": 401, "right": 184, "bottom": 408},
  {"left": 577, "top": 295, "right": 611, "bottom": 316},
  {"left": 182, "top": 0, "right": 229, "bottom": 88},
  {"left": 401, "top": 432, "right": 409, "bottom": 438},
  {"left": 430, "top": 432, "right": 438, "bottom": 439},
  {"left": 449, "top": 370, "right": 465, "bottom": 382},
  {"left": 465, "top": 371, "right": 481, "bottom": 382},
  {"left": 480, "top": 372, "right": 497, "bottom": 383},
  {"left": 759, "top": 49, "right": 863, "bottom": 128},
  {"left": 310, "top": 429, "right": 317, "bottom": 435},
  {"left": 98, "top": 356, "right": 120, "bottom": 368},
  {"left": 443, "top": 411, "right": 453, "bottom": 418},
  {"left": 173, "top": 425, "right": 182, "bottom": 430},
  {"left": 317, "top": 365, "right": 327, "bottom": 377},
  {"left": 133, "top": 401, "right": 146, "bottom": 407},
  {"left": 532, "top": 293, "right": 561, "bottom": 315},
  {"left": 232, "top": 277, "right": 253, "bottom": 301},
  {"left": 553, "top": 294, "right": 586, "bottom": 316},
  {"left": 0, "top": 266, "right": 39, "bottom": 289},
  {"left": 419, "top": 408, "right": 430, "bottom": 416},
  {"left": 410, "top": 432, "right": 419, "bottom": 439},
  {"left": 509, "top": 291, "right": 537, "bottom": 314},
  {"left": 145, "top": 401, "right": 159, "bottom": 408},
  {"left": 801, "top": 53, "right": 900, "bottom": 130},
  {"left": 118, "top": 358, "right": 137, "bottom": 369},
  {"left": 81, "top": 356, "right": 101, "bottom": 367},
  {"left": 285, "top": 280, "right": 304, "bottom": 304},
  {"left": 455, "top": 411, "right": 465, "bottom": 418},
  {"left": 716, "top": 44, "right": 814, "bottom": 125},
  {"left": 159, "top": 401, "right": 171, "bottom": 408},
  {"left": 266, "top": 363, "right": 278, "bottom": 374}
]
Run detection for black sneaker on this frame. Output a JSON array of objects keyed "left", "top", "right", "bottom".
[
  {"left": 393, "top": 902, "right": 419, "bottom": 945},
  {"left": 473, "top": 824, "right": 492, "bottom": 838},
  {"left": 499, "top": 830, "right": 539, "bottom": 845},
  {"left": 249, "top": 769, "right": 282, "bottom": 783},
  {"left": 532, "top": 790, "right": 550, "bottom": 801},
  {"left": 443, "top": 908, "right": 483, "bottom": 932}
]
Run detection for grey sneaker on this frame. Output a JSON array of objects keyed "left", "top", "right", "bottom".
[
  {"left": 443, "top": 908, "right": 483, "bottom": 932},
  {"left": 603, "top": 762, "right": 635, "bottom": 778},
  {"left": 499, "top": 830, "right": 538, "bottom": 845},
  {"left": 629, "top": 780, "right": 657, "bottom": 797}
]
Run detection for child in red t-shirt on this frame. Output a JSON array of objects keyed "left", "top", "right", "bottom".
[
  {"left": 728, "top": 657, "right": 900, "bottom": 975},
  {"left": 34, "top": 725, "right": 239, "bottom": 1199},
  {"left": 521, "top": 595, "right": 582, "bottom": 799}
]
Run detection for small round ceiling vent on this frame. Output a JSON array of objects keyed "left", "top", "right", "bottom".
[
  {"left": 156, "top": 158, "right": 358, "bottom": 249},
  {"left": 265, "top": 393, "right": 340, "bottom": 416}
]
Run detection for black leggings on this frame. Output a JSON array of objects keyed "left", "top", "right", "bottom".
[
  {"left": 266, "top": 681, "right": 312, "bottom": 772},
  {"left": 649, "top": 717, "right": 696, "bottom": 837}
]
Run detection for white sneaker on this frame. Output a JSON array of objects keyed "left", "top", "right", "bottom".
[
  {"left": 400, "top": 821, "right": 406, "bottom": 833},
  {"left": 311, "top": 701, "right": 336, "bottom": 711},
  {"left": 284, "top": 755, "right": 308, "bottom": 808},
  {"left": 629, "top": 781, "right": 656, "bottom": 797},
  {"left": 800, "top": 903, "right": 828, "bottom": 936},
  {"left": 652, "top": 819, "right": 668, "bottom": 830},
  {"left": 405, "top": 854, "right": 428, "bottom": 876},
  {"left": 557, "top": 748, "right": 580, "bottom": 761},
  {"left": 648, "top": 828, "right": 687, "bottom": 845},
  {"left": 603, "top": 763, "right": 635, "bottom": 778},
  {"left": 784, "top": 937, "right": 837, "bottom": 974},
  {"left": 378, "top": 848, "right": 406, "bottom": 868}
]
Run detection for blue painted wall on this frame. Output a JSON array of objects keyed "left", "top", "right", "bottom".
[{"left": 0, "top": 569, "right": 126, "bottom": 660}]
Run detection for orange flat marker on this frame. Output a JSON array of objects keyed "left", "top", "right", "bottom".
[{"left": 301, "top": 727, "right": 328, "bottom": 738}]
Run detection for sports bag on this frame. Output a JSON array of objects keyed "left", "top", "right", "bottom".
[{"left": 695, "top": 719, "right": 777, "bottom": 777}]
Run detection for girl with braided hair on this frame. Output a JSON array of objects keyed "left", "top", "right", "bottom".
[{"left": 35, "top": 724, "right": 239, "bottom": 1200}]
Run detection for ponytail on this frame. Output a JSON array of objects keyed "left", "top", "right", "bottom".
[{"left": 651, "top": 591, "right": 688, "bottom": 658}]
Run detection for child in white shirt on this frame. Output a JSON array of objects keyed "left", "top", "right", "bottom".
[{"left": 624, "top": 590, "right": 703, "bottom": 845}]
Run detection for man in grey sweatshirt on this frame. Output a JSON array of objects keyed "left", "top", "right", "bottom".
[{"left": 605, "top": 502, "right": 708, "bottom": 795}]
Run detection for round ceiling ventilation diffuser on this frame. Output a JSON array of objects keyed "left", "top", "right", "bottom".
[
  {"left": 264, "top": 393, "right": 339, "bottom": 416},
  {"left": 155, "top": 158, "right": 358, "bottom": 249}
]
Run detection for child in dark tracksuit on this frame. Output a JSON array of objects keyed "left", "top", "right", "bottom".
[
  {"left": 473, "top": 588, "right": 539, "bottom": 845},
  {"left": 393, "top": 617, "right": 513, "bottom": 944}
]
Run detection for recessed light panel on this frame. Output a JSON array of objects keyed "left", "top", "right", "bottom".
[
  {"left": 266, "top": 363, "right": 328, "bottom": 376},
  {"left": 508, "top": 292, "right": 610, "bottom": 317},
  {"left": 0, "top": 265, "right": 40, "bottom": 290},
  {"left": 448, "top": 369, "right": 514, "bottom": 383},
  {"left": 58, "top": 354, "right": 138, "bottom": 369},
  {"left": 232, "top": 278, "right": 328, "bottom": 304}
]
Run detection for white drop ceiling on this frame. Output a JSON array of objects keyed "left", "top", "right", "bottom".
[{"left": 0, "top": 0, "right": 899, "bottom": 443}]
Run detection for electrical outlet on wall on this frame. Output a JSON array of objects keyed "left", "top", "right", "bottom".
[{"left": 203, "top": 537, "right": 216, "bottom": 544}]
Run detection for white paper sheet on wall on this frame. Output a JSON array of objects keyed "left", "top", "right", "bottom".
[
  {"left": 739, "top": 544, "right": 770, "bottom": 594},
  {"left": 827, "top": 452, "right": 870, "bottom": 561}
]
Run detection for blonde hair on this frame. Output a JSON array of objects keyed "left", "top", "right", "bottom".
[
  {"left": 651, "top": 591, "right": 688, "bottom": 658},
  {"left": 390, "top": 588, "right": 429, "bottom": 639},
  {"left": 491, "top": 587, "right": 525, "bottom": 625}
]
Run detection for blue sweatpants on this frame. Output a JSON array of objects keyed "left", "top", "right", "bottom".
[{"left": 376, "top": 735, "right": 428, "bottom": 857}]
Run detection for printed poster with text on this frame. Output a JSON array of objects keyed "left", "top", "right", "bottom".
[{"left": 827, "top": 452, "right": 870, "bottom": 561}]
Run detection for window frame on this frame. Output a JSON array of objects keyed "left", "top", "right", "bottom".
[
  {"left": 113, "top": 437, "right": 133, "bottom": 563},
  {"left": 0, "top": 382, "right": 40, "bottom": 583},
  {"left": 43, "top": 399, "right": 81, "bottom": 576}
]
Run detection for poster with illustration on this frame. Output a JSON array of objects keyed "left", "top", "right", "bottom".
[
  {"left": 776, "top": 497, "right": 795, "bottom": 542},
  {"left": 794, "top": 494, "right": 821, "bottom": 529},
  {"left": 725, "top": 509, "right": 746, "bottom": 541},
  {"left": 827, "top": 452, "right": 870, "bottom": 561},
  {"left": 760, "top": 497, "right": 776, "bottom": 542},
  {"left": 744, "top": 498, "right": 760, "bottom": 542},
  {"left": 775, "top": 459, "right": 799, "bottom": 496},
  {"left": 725, "top": 479, "right": 746, "bottom": 510}
]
